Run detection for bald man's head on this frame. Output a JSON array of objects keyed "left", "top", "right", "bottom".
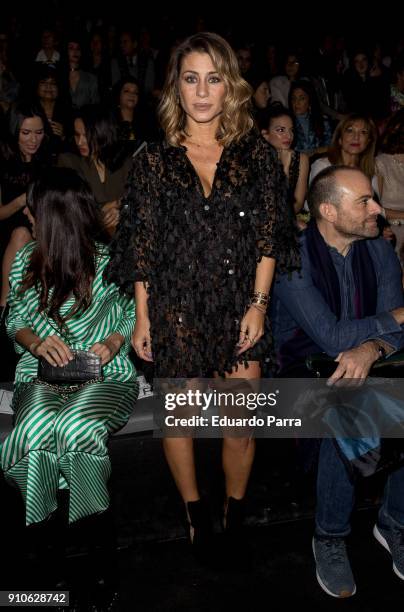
[{"left": 308, "top": 165, "right": 366, "bottom": 220}]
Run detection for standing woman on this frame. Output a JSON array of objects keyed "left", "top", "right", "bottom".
[{"left": 107, "top": 33, "right": 298, "bottom": 550}]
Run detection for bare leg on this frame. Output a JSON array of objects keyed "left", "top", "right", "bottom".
[
  {"left": 162, "top": 437, "right": 199, "bottom": 502},
  {"left": 1, "top": 227, "right": 32, "bottom": 305},
  {"left": 221, "top": 361, "right": 260, "bottom": 501}
]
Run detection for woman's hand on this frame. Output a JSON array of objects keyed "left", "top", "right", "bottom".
[
  {"left": 102, "top": 200, "right": 120, "bottom": 230},
  {"left": 89, "top": 333, "right": 123, "bottom": 365},
  {"left": 236, "top": 306, "right": 266, "bottom": 355},
  {"left": 132, "top": 316, "right": 153, "bottom": 361},
  {"left": 49, "top": 120, "right": 64, "bottom": 139},
  {"left": 32, "top": 334, "right": 73, "bottom": 366},
  {"left": 16, "top": 193, "right": 27, "bottom": 209}
]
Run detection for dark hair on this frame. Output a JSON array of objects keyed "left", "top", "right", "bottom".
[
  {"left": 1, "top": 102, "right": 50, "bottom": 161},
  {"left": 74, "top": 104, "right": 127, "bottom": 171},
  {"left": 380, "top": 109, "right": 404, "bottom": 154},
  {"left": 21, "top": 167, "right": 106, "bottom": 328},
  {"left": 247, "top": 70, "right": 270, "bottom": 94},
  {"left": 266, "top": 103, "right": 294, "bottom": 125},
  {"left": 259, "top": 102, "right": 294, "bottom": 135},
  {"left": 308, "top": 164, "right": 361, "bottom": 219},
  {"left": 289, "top": 80, "right": 325, "bottom": 140},
  {"left": 33, "top": 63, "right": 62, "bottom": 88},
  {"left": 111, "top": 76, "right": 140, "bottom": 109}
]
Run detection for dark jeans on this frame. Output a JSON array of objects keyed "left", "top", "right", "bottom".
[{"left": 315, "top": 438, "right": 404, "bottom": 536}]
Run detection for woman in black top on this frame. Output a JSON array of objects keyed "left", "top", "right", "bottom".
[
  {"left": 0, "top": 103, "right": 50, "bottom": 313},
  {"left": 58, "top": 105, "right": 132, "bottom": 236},
  {"left": 107, "top": 32, "right": 298, "bottom": 555}
]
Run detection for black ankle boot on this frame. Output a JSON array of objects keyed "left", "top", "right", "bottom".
[
  {"left": 186, "top": 499, "right": 214, "bottom": 563},
  {"left": 223, "top": 497, "right": 251, "bottom": 571},
  {"left": 224, "top": 497, "right": 245, "bottom": 532}
]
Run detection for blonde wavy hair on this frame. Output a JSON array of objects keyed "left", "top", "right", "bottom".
[
  {"left": 158, "top": 32, "right": 253, "bottom": 147},
  {"left": 328, "top": 114, "right": 377, "bottom": 179}
]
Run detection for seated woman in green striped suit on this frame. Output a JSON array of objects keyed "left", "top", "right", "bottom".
[{"left": 0, "top": 167, "right": 138, "bottom": 595}]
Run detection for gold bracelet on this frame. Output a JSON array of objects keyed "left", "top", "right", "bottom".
[
  {"left": 250, "top": 303, "right": 267, "bottom": 314},
  {"left": 250, "top": 296, "right": 268, "bottom": 305}
]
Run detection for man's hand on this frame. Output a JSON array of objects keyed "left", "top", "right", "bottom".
[
  {"left": 327, "top": 342, "right": 380, "bottom": 386},
  {"left": 391, "top": 307, "right": 404, "bottom": 326}
]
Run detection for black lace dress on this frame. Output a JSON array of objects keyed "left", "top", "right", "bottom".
[{"left": 106, "top": 130, "right": 299, "bottom": 377}]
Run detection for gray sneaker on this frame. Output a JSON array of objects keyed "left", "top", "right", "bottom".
[
  {"left": 312, "top": 535, "right": 356, "bottom": 598},
  {"left": 374, "top": 523, "right": 404, "bottom": 580}
]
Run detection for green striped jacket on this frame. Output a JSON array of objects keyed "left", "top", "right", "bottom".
[{"left": 7, "top": 241, "right": 136, "bottom": 383}]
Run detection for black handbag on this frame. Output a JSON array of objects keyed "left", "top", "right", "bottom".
[{"left": 38, "top": 349, "right": 102, "bottom": 385}]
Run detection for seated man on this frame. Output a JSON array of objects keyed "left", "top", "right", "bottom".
[{"left": 271, "top": 164, "right": 404, "bottom": 598}]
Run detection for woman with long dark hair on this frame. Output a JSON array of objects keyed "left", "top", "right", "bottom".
[
  {"left": 0, "top": 167, "right": 138, "bottom": 601},
  {"left": 0, "top": 103, "right": 50, "bottom": 316},
  {"left": 59, "top": 104, "right": 132, "bottom": 236},
  {"left": 111, "top": 76, "right": 149, "bottom": 150},
  {"left": 289, "top": 80, "right": 332, "bottom": 156}
]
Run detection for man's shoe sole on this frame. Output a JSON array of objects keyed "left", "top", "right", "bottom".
[
  {"left": 312, "top": 538, "right": 356, "bottom": 598},
  {"left": 373, "top": 524, "right": 404, "bottom": 580}
]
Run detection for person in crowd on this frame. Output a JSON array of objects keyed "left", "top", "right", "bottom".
[
  {"left": 58, "top": 105, "right": 132, "bottom": 236},
  {"left": 106, "top": 32, "right": 298, "bottom": 557},
  {"left": 235, "top": 44, "right": 255, "bottom": 83},
  {"left": 289, "top": 80, "right": 332, "bottom": 156},
  {"left": 248, "top": 71, "right": 272, "bottom": 130},
  {"left": 0, "top": 35, "right": 19, "bottom": 112},
  {"left": 0, "top": 103, "right": 50, "bottom": 317},
  {"left": 0, "top": 167, "right": 138, "bottom": 605},
  {"left": 269, "top": 50, "right": 302, "bottom": 108},
  {"left": 32, "top": 64, "right": 71, "bottom": 156},
  {"left": 343, "top": 49, "right": 390, "bottom": 121},
  {"left": 310, "top": 113, "right": 378, "bottom": 194},
  {"left": 87, "top": 27, "right": 112, "bottom": 99},
  {"left": 262, "top": 104, "right": 309, "bottom": 215},
  {"left": 111, "top": 29, "right": 155, "bottom": 97},
  {"left": 390, "top": 54, "right": 404, "bottom": 112},
  {"left": 271, "top": 165, "right": 404, "bottom": 598},
  {"left": 61, "top": 34, "right": 99, "bottom": 109},
  {"left": 111, "top": 76, "right": 149, "bottom": 151},
  {"left": 376, "top": 109, "right": 404, "bottom": 256},
  {"left": 35, "top": 28, "right": 60, "bottom": 65}
]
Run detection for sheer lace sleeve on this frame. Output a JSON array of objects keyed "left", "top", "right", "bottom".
[
  {"left": 105, "top": 145, "right": 159, "bottom": 293},
  {"left": 254, "top": 138, "right": 300, "bottom": 274}
]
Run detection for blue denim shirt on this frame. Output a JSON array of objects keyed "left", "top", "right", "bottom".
[{"left": 271, "top": 231, "right": 404, "bottom": 362}]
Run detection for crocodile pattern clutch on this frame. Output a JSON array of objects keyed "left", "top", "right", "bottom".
[{"left": 38, "top": 350, "right": 102, "bottom": 384}]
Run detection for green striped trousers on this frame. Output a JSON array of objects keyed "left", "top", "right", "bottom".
[{"left": 0, "top": 379, "right": 138, "bottom": 525}]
